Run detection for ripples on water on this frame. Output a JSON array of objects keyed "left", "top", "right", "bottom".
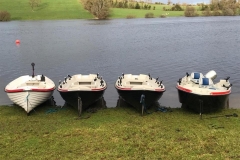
[{"left": 0, "top": 17, "right": 240, "bottom": 108}]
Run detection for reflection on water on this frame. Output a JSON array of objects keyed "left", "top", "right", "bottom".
[{"left": 0, "top": 17, "right": 240, "bottom": 109}]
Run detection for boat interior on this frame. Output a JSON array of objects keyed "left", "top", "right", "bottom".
[
  {"left": 116, "top": 74, "right": 164, "bottom": 89},
  {"left": 7, "top": 75, "right": 48, "bottom": 89},
  {"left": 179, "top": 71, "right": 231, "bottom": 92},
  {"left": 59, "top": 74, "right": 106, "bottom": 90}
]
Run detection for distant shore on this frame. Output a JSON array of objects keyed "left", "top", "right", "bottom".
[{"left": 0, "top": 0, "right": 203, "bottom": 21}]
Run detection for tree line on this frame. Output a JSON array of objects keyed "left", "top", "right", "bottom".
[
  {"left": 0, "top": 0, "right": 239, "bottom": 21},
  {"left": 185, "top": 0, "right": 239, "bottom": 17}
]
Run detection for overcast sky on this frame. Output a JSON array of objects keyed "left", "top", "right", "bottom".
[{"left": 152, "top": 0, "right": 209, "bottom": 4}]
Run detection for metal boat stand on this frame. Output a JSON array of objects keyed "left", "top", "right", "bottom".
[
  {"left": 78, "top": 97, "right": 82, "bottom": 117},
  {"left": 199, "top": 99, "right": 203, "bottom": 119},
  {"left": 140, "top": 94, "right": 145, "bottom": 116}
]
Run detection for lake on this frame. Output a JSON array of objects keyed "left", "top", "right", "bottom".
[{"left": 0, "top": 16, "right": 239, "bottom": 109}]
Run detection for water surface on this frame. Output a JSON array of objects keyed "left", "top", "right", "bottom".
[{"left": 0, "top": 17, "right": 239, "bottom": 108}]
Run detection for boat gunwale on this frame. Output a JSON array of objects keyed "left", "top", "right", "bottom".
[{"left": 176, "top": 84, "right": 231, "bottom": 96}]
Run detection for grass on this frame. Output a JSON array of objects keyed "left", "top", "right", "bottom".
[
  {"left": 1, "top": 103, "right": 240, "bottom": 159},
  {"left": 0, "top": 0, "right": 93, "bottom": 20},
  {"left": 110, "top": 7, "right": 186, "bottom": 18}
]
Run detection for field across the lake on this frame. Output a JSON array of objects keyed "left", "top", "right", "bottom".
[{"left": 0, "top": 0, "right": 203, "bottom": 20}]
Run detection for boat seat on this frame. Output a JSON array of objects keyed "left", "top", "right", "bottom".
[
  {"left": 191, "top": 72, "right": 204, "bottom": 84},
  {"left": 199, "top": 78, "right": 213, "bottom": 88},
  {"left": 26, "top": 80, "right": 40, "bottom": 84}
]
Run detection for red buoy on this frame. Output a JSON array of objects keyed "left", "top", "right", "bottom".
[{"left": 15, "top": 40, "right": 20, "bottom": 44}]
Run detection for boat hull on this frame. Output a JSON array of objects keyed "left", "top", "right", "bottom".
[
  {"left": 177, "top": 89, "right": 229, "bottom": 113},
  {"left": 7, "top": 91, "right": 54, "bottom": 113},
  {"left": 59, "top": 90, "right": 105, "bottom": 110},
  {"left": 116, "top": 89, "right": 164, "bottom": 111}
]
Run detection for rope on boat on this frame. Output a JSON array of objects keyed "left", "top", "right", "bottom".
[
  {"left": 25, "top": 92, "right": 30, "bottom": 102},
  {"left": 45, "top": 107, "right": 67, "bottom": 114},
  {"left": 25, "top": 92, "right": 30, "bottom": 114}
]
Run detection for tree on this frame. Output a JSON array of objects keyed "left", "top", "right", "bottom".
[
  {"left": 135, "top": 2, "right": 140, "bottom": 9},
  {"left": 209, "top": 0, "right": 238, "bottom": 15},
  {"left": 29, "top": 0, "right": 41, "bottom": 11},
  {"left": 82, "top": 0, "right": 111, "bottom": 19},
  {"left": 0, "top": 11, "right": 11, "bottom": 21},
  {"left": 184, "top": 6, "right": 198, "bottom": 17}
]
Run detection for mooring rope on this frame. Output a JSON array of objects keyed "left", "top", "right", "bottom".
[{"left": 25, "top": 92, "right": 30, "bottom": 102}]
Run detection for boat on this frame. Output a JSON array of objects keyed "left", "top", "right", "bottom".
[
  {"left": 115, "top": 73, "right": 166, "bottom": 115},
  {"left": 176, "top": 70, "right": 232, "bottom": 113},
  {"left": 5, "top": 63, "right": 55, "bottom": 114},
  {"left": 58, "top": 73, "right": 107, "bottom": 116}
]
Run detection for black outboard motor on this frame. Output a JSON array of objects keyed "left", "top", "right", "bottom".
[
  {"left": 41, "top": 74, "right": 45, "bottom": 82},
  {"left": 31, "top": 63, "right": 35, "bottom": 78}
]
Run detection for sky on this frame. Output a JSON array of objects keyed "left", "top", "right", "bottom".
[{"left": 152, "top": 0, "right": 209, "bottom": 4}]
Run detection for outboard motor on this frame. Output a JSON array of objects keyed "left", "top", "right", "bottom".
[
  {"left": 31, "top": 63, "right": 35, "bottom": 78},
  {"left": 205, "top": 70, "right": 217, "bottom": 80},
  {"left": 41, "top": 74, "right": 45, "bottom": 82}
]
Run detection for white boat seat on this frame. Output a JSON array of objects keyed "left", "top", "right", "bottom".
[{"left": 191, "top": 72, "right": 204, "bottom": 84}]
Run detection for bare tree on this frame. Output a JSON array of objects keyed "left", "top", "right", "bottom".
[
  {"left": 29, "top": 0, "right": 41, "bottom": 11},
  {"left": 184, "top": 6, "right": 198, "bottom": 17},
  {"left": 167, "top": 0, "right": 172, "bottom": 5},
  {"left": 82, "top": 0, "right": 111, "bottom": 19},
  {"left": 210, "top": 0, "right": 238, "bottom": 15}
]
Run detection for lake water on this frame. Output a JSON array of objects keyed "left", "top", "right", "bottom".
[{"left": 0, "top": 17, "right": 240, "bottom": 108}]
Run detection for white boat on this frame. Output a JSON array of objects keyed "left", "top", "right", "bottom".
[
  {"left": 176, "top": 70, "right": 232, "bottom": 113},
  {"left": 115, "top": 73, "right": 165, "bottom": 114},
  {"left": 5, "top": 63, "right": 55, "bottom": 114},
  {"left": 58, "top": 73, "right": 107, "bottom": 116}
]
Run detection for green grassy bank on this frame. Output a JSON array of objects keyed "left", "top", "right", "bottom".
[
  {"left": 0, "top": 0, "right": 199, "bottom": 20},
  {"left": 110, "top": 8, "right": 186, "bottom": 18},
  {"left": 1, "top": 104, "right": 240, "bottom": 159},
  {"left": 0, "top": 0, "right": 93, "bottom": 20}
]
